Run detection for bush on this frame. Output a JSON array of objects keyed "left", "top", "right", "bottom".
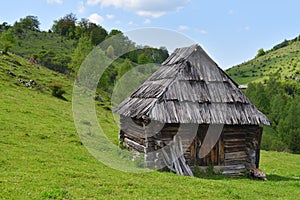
[
  {"left": 49, "top": 82, "right": 66, "bottom": 99},
  {"left": 256, "top": 48, "right": 265, "bottom": 58}
]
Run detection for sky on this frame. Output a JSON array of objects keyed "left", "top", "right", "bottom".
[{"left": 1, "top": 0, "right": 300, "bottom": 69}]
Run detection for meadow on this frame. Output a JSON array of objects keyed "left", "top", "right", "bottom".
[
  {"left": 0, "top": 53, "right": 300, "bottom": 199},
  {"left": 226, "top": 39, "right": 300, "bottom": 85}
]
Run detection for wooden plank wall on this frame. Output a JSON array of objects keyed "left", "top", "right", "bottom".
[
  {"left": 190, "top": 125, "right": 261, "bottom": 172},
  {"left": 222, "top": 125, "right": 262, "bottom": 173},
  {"left": 120, "top": 116, "right": 147, "bottom": 152},
  {"left": 223, "top": 126, "right": 247, "bottom": 166},
  {"left": 120, "top": 116, "right": 263, "bottom": 174},
  {"left": 154, "top": 124, "right": 189, "bottom": 164},
  {"left": 245, "top": 126, "right": 262, "bottom": 168}
]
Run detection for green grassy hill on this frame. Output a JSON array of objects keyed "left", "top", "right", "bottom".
[
  {"left": 8, "top": 30, "right": 76, "bottom": 73},
  {"left": 1, "top": 51, "right": 300, "bottom": 199},
  {"left": 11, "top": 30, "right": 75, "bottom": 58},
  {"left": 226, "top": 39, "right": 300, "bottom": 85}
]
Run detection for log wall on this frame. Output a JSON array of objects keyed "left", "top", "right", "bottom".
[
  {"left": 221, "top": 125, "right": 262, "bottom": 174},
  {"left": 120, "top": 116, "right": 263, "bottom": 174}
]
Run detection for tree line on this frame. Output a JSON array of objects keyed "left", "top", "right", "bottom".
[
  {"left": 245, "top": 73, "right": 300, "bottom": 153},
  {"left": 256, "top": 35, "right": 300, "bottom": 58},
  {"left": 0, "top": 14, "right": 169, "bottom": 92}
]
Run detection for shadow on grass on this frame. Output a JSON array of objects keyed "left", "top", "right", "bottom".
[
  {"left": 59, "top": 96, "right": 68, "bottom": 101},
  {"left": 193, "top": 173, "right": 299, "bottom": 182},
  {"left": 266, "top": 174, "right": 300, "bottom": 182},
  {"left": 194, "top": 173, "right": 247, "bottom": 180}
]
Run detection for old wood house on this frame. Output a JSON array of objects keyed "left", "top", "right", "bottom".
[{"left": 113, "top": 44, "right": 270, "bottom": 175}]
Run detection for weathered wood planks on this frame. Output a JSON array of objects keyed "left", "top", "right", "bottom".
[{"left": 119, "top": 119, "right": 264, "bottom": 176}]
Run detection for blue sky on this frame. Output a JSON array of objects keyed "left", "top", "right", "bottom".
[{"left": 1, "top": 0, "right": 300, "bottom": 69}]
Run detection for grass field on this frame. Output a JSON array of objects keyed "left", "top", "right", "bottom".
[
  {"left": 1, "top": 53, "right": 300, "bottom": 199},
  {"left": 226, "top": 40, "right": 300, "bottom": 85}
]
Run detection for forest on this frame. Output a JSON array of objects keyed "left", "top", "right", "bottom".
[{"left": 245, "top": 73, "right": 300, "bottom": 153}]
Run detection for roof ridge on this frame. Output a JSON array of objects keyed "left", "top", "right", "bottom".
[{"left": 162, "top": 44, "right": 199, "bottom": 65}]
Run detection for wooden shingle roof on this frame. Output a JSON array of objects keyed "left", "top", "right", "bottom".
[{"left": 114, "top": 44, "right": 270, "bottom": 125}]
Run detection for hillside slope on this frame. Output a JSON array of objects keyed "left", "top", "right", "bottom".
[
  {"left": 226, "top": 39, "right": 300, "bottom": 85},
  {"left": 11, "top": 30, "right": 75, "bottom": 58},
  {"left": 1, "top": 53, "right": 300, "bottom": 199},
  {"left": 225, "top": 37, "right": 300, "bottom": 154}
]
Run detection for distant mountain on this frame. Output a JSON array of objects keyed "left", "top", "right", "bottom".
[{"left": 226, "top": 36, "right": 300, "bottom": 85}]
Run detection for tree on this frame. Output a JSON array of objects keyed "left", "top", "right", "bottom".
[
  {"left": 52, "top": 13, "right": 77, "bottom": 38},
  {"left": 244, "top": 72, "right": 300, "bottom": 153},
  {"left": 19, "top": 16, "right": 40, "bottom": 31},
  {"left": 265, "top": 72, "right": 282, "bottom": 96},
  {"left": 73, "top": 19, "right": 108, "bottom": 43},
  {"left": 106, "top": 45, "right": 115, "bottom": 58},
  {"left": 272, "top": 39, "right": 289, "bottom": 51},
  {"left": 0, "top": 22, "right": 11, "bottom": 31},
  {"left": 101, "top": 30, "right": 135, "bottom": 56},
  {"left": 117, "top": 59, "right": 133, "bottom": 80},
  {"left": 0, "top": 29, "right": 16, "bottom": 54},
  {"left": 245, "top": 82, "right": 270, "bottom": 114},
  {"left": 256, "top": 48, "right": 265, "bottom": 58},
  {"left": 137, "top": 53, "right": 152, "bottom": 64},
  {"left": 78, "top": 18, "right": 89, "bottom": 31},
  {"left": 68, "top": 36, "right": 94, "bottom": 73},
  {"left": 158, "top": 46, "right": 169, "bottom": 62},
  {"left": 87, "top": 23, "right": 107, "bottom": 45},
  {"left": 269, "top": 93, "right": 289, "bottom": 127},
  {"left": 106, "top": 29, "right": 122, "bottom": 38},
  {"left": 277, "top": 99, "right": 300, "bottom": 153}
]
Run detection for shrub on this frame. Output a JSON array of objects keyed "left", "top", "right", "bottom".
[
  {"left": 256, "top": 48, "right": 265, "bottom": 58},
  {"left": 49, "top": 82, "right": 66, "bottom": 99}
]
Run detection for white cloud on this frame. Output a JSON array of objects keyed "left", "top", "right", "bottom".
[
  {"left": 88, "top": 13, "right": 104, "bottom": 24},
  {"left": 196, "top": 29, "right": 207, "bottom": 34},
  {"left": 106, "top": 14, "right": 115, "bottom": 19},
  {"left": 115, "top": 20, "right": 121, "bottom": 24},
  {"left": 86, "top": 0, "right": 101, "bottom": 6},
  {"left": 127, "top": 21, "right": 138, "bottom": 26},
  {"left": 78, "top": 1, "right": 85, "bottom": 13},
  {"left": 228, "top": 9, "right": 234, "bottom": 15},
  {"left": 178, "top": 25, "right": 189, "bottom": 30},
  {"left": 143, "top": 19, "right": 151, "bottom": 24},
  {"left": 86, "top": 0, "right": 190, "bottom": 18},
  {"left": 47, "top": 0, "right": 63, "bottom": 4},
  {"left": 136, "top": 10, "right": 166, "bottom": 18},
  {"left": 244, "top": 26, "right": 250, "bottom": 31}
]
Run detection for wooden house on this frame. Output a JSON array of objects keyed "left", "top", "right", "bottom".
[{"left": 113, "top": 44, "right": 270, "bottom": 175}]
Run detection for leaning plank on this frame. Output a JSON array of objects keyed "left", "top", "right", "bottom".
[
  {"left": 177, "top": 136, "right": 194, "bottom": 176},
  {"left": 160, "top": 136, "right": 193, "bottom": 176},
  {"left": 124, "top": 138, "right": 145, "bottom": 152}
]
